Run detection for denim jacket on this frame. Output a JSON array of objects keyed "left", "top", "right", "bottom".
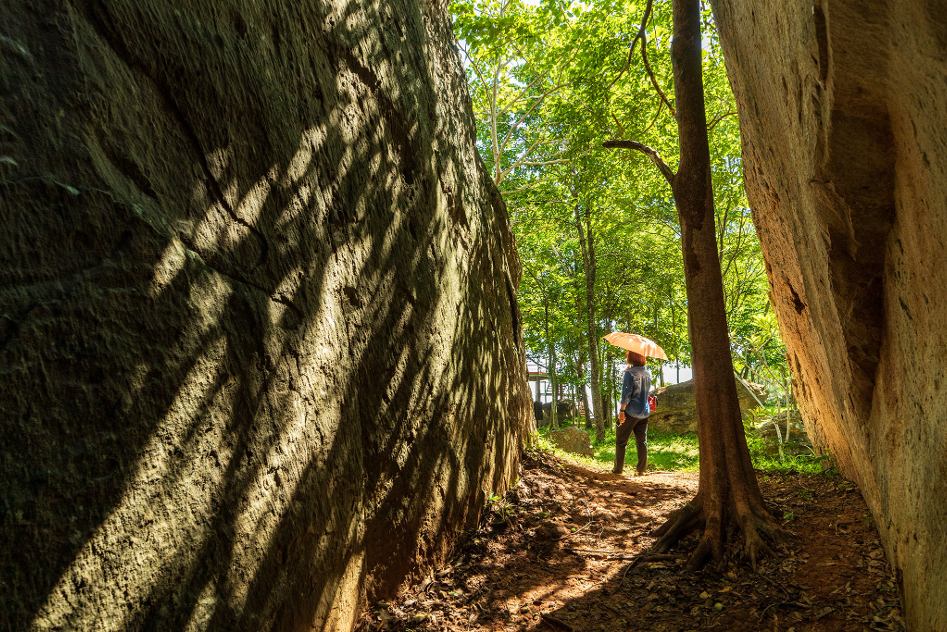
[{"left": 620, "top": 365, "right": 651, "bottom": 418}]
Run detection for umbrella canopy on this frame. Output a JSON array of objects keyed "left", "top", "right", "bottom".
[{"left": 603, "top": 331, "right": 669, "bottom": 360}]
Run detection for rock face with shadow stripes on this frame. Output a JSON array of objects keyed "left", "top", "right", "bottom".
[
  {"left": 0, "top": 1, "right": 531, "bottom": 630},
  {"left": 710, "top": 0, "right": 947, "bottom": 629}
]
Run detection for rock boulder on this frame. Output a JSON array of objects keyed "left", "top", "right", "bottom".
[
  {"left": 538, "top": 399, "right": 578, "bottom": 426},
  {"left": 711, "top": 0, "right": 947, "bottom": 628},
  {"left": 0, "top": 1, "right": 530, "bottom": 630},
  {"left": 545, "top": 427, "right": 594, "bottom": 457},
  {"left": 649, "top": 378, "right": 767, "bottom": 434}
]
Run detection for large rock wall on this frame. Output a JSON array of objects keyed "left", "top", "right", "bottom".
[
  {"left": 0, "top": 1, "right": 531, "bottom": 629},
  {"left": 710, "top": 1, "right": 947, "bottom": 629}
]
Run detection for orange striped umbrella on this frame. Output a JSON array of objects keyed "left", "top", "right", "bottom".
[{"left": 603, "top": 331, "right": 669, "bottom": 360}]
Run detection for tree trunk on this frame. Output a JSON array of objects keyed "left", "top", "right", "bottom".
[
  {"left": 543, "top": 298, "right": 559, "bottom": 431},
  {"left": 574, "top": 202, "right": 605, "bottom": 442},
  {"left": 574, "top": 284, "right": 593, "bottom": 429},
  {"left": 607, "top": 359, "right": 619, "bottom": 430},
  {"left": 650, "top": 0, "right": 784, "bottom": 569},
  {"left": 577, "top": 355, "right": 593, "bottom": 429},
  {"left": 601, "top": 376, "right": 611, "bottom": 430},
  {"left": 547, "top": 349, "right": 559, "bottom": 430},
  {"left": 653, "top": 304, "right": 665, "bottom": 386}
]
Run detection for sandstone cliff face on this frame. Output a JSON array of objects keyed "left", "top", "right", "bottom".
[
  {"left": 0, "top": 1, "right": 531, "bottom": 629},
  {"left": 710, "top": 1, "right": 947, "bottom": 629}
]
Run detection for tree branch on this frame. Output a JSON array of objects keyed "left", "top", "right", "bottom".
[
  {"left": 641, "top": 30, "right": 676, "bottom": 118},
  {"left": 460, "top": 45, "right": 491, "bottom": 93},
  {"left": 498, "top": 71, "right": 548, "bottom": 116},
  {"left": 639, "top": 97, "right": 665, "bottom": 136},
  {"left": 706, "top": 110, "right": 737, "bottom": 132},
  {"left": 499, "top": 82, "right": 571, "bottom": 150},
  {"left": 607, "top": 0, "right": 655, "bottom": 91},
  {"left": 517, "top": 158, "right": 572, "bottom": 167},
  {"left": 602, "top": 139, "right": 676, "bottom": 189}
]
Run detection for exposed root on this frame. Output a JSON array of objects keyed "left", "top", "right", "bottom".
[
  {"left": 755, "top": 516, "right": 790, "bottom": 547},
  {"left": 741, "top": 521, "right": 775, "bottom": 571},
  {"left": 650, "top": 502, "right": 701, "bottom": 553},
  {"left": 686, "top": 528, "right": 723, "bottom": 570},
  {"left": 649, "top": 496, "right": 787, "bottom": 571}
]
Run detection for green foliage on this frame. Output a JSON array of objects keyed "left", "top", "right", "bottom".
[
  {"left": 744, "top": 435, "right": 826, "bottom": 476},
  {"left": 450, "top": 0, "right": 791, "bottom": 412}
]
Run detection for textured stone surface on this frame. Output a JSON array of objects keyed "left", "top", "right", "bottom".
[
  {"left": 711, "top": 1, "right": 947, "bottom": 629},
  {"left": 649, "top": 378, "right": 766, "bottom": 434},
  {"left": 0, "top": 1, "right": 531, "bottom": 630},
  {"left": 545, "top": 427, "right": 594, "bottom": 457},
  {"left": 537, "top": 400, "right": 578, "bottom": 427}
]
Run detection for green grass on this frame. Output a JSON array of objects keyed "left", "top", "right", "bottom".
[
  {"left": 535, "top": 421, "right": 830, "bottom": 476},
  {"left": 535, "top": 423, "right": 698, "bottom": 473}
]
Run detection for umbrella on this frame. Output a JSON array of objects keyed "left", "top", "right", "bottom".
[{"left": 603, "top": 331, "right": 669, "bottom": 360}]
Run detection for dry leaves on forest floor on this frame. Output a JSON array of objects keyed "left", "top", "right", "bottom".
[{"left": 356, "top": 450, "right": 904, "bottom": 632}]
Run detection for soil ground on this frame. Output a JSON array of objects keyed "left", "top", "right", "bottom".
[{"left": 356, "top": 450, "right": 905, "bottom": 631}]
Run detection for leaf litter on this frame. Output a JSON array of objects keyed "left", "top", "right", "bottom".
[{"left": 357, "top": 450, "right": 904, "bottom": 631}]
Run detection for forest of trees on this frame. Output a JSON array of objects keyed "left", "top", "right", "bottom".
[{"left": 451, "top": 0, "right": 792, "bottom": 438}]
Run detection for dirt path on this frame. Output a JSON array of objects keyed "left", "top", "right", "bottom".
[{"left": 357, "top": 451, "right": 905, "bottom": 631}]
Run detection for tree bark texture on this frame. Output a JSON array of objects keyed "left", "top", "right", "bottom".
[
  {"left": 574, "top": 202, "right": 604, "bottom": 442},
  {"left": 0, "top": 1, "right": 531, "bottom": 630},
  {"left": 710, "top": 0, "right": 947, "bottom": 627},
  {"left": 649, "top": 0, "right": 784, "bottom": 569}
]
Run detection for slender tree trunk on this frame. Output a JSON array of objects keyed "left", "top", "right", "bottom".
[
  {"left": 600, "top": 361, "right": 610, "bottom": 430},
  {"left": 547, "top": 356, "right": 559, "bottom": 430},
  {"left": 600, "top": 315, "right": 612, "bottom": 431},
  {"left": 573, "top": 292, "right": 594, "bottom": 429},
  {"left": 609, "top": 360, "right": 619, "bottom": 429},
  {"left": 570, "top": 374, "right": 580, "bottom": 427},
  {"left": 653, "top": 303, "right": 665, "bottom": 386},
  {"left": 577, "top": 356, "right": 592, "bottom": 429},
  {"left": 649, "top": 0, "right": 784, "bottom": 569},
  {"left": 783, "top": 363, "right": 790, "bottom": 438},
  {"left": 574, "top": 199, "right": 604, "bottom": 442},
  {"left": 542, "top": 295, "right": 559, "bottom": 431},
  {"left": 546, "top": 347, "right": 559, "bottom": 430}
]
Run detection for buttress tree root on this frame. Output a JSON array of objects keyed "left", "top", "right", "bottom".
[{"left": 649, "top": 480, "right": 788, "bottom": 571}]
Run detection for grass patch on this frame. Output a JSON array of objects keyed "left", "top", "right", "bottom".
[
  {"left": 745, "top": 435, "right": 830, "bottom": 476},
  {"left": 535, "top": 423, "right": 698, "bottom": 473},
  {"left": 535, "top": 421, "right": 830, "bottom": 476}
]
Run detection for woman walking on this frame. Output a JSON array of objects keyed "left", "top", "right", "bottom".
[{"left": 614, "top": 350, "right": 651, "bottom": 476}]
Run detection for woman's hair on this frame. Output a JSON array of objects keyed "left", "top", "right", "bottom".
[{"left": 625, "top": 350, "right": 647, "bottom": 366}]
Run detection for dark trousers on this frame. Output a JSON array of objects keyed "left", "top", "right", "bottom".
[{"left": 614, "top": 415, "right": 648, "bottom": 474}]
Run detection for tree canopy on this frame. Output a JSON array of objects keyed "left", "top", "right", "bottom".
[{"left": 451, "top": 0, "right": 789, "bottom": 419}]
